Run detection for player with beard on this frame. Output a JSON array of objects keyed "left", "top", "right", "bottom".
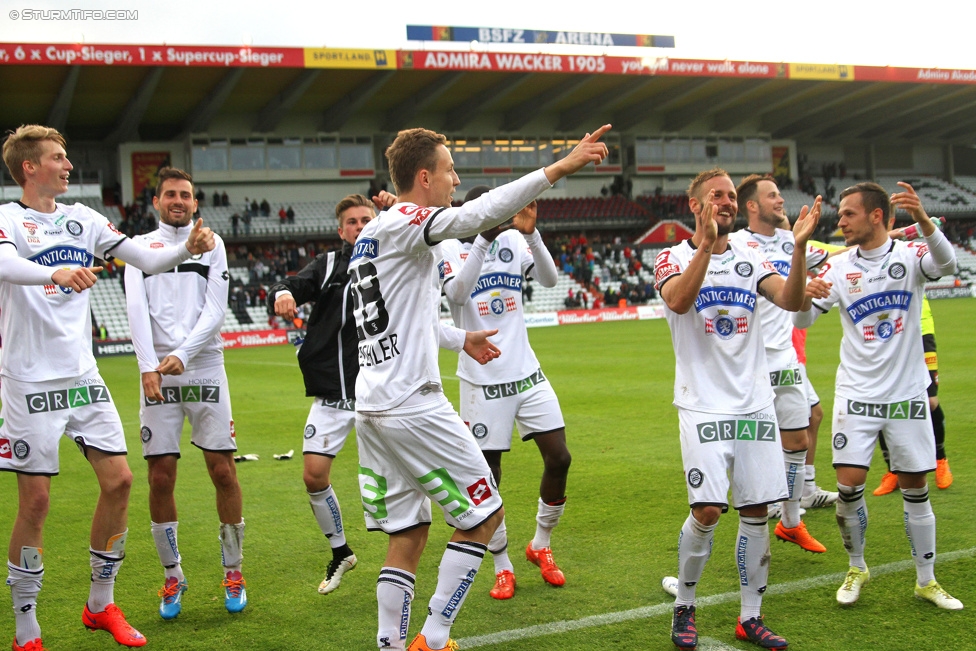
[
  {"left": 125, "top": 167, "right": 247, "bottom": 619},
  {"left": 655, "top": 168, "right": 821, "bottom": 650},
  {"left": 729, "top": 175, "right": 834, "bottom": 554},
  {"left": 794, "top": 182, "right": 961, "bottom": 609}
]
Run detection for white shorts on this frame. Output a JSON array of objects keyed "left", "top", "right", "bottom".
[
  {"left": 303, "top": 398, "right": 355, "bottom": 458},
  {"left": 831, "top": 393, "right": 935, "bottom": 473},
  {"left": 770, "top": 365, "right": 810, "bottom": 431},
  {"left": 0, "top": 369, "right": 125, "bottom": 475},
  {"left": 356, "top": 392, "right": 503, "bottom": 535},
  {"left": 678, "top": 405, "right": 788, "bottom": 511},
  {"left": 459, "top": 369, "right": 565, "bottom": 451},
  {"left": 798, "top": 363, "right": 820, "bottom": 407},
  {"left": 140, "top": 365, "right": 236, "bottom": 457}
]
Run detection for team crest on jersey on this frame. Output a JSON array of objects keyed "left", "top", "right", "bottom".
[
  {"left": 782, "top": 242, "right": 794, "bottom": 254},
  {"left": 471, "top": 423, "right": 488, "bottom": 439},
  {"left": 846, "top": 272, "right": 862, "bottom": 294},
  {"left": 12, "top": 440, "right": 30, "bottom": 460},
  {"left": 734, "top": 261, "right": 753, "bottom": 277},
  {"left": 140, "top": 427, "right": 152, "bottom": 443},
  {"left": 833, "top": 433, "right": 848, "bottom": 449},
  {"left": 705, "top": 309, "right": 747, "bottom": 339},
  {"left": 862, "top": 313, "right": 903, "bottom": 342},
  {"left": 888, "top": 262, "right": 906, "bottom": 279},
  {"left": 499, "top": 247, "right": 513, "bottom": 263},
  {"left": 304, "top": 424, "right": 316, "bottom": 439},
  {"left": 66, "top": 220, "right": 84, "bottom": 236},
  {"left": 687, "top": 467, "right": 704, "bottom": 488}
]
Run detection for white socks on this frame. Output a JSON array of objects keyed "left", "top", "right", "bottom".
[
  {"left": 836, "top": 484, "right": 868, "bottom": 570},
  {"left": 219, "top": 520, "right": 245, "bottom": 572},
  {"left": 737, "top": 515, "right": 771, "bottom": 621},
  {"left": 901, "top": 486, "right": 937, "bottom": 585},
  {"left": 309, "top": 485, "right": 347, "bottom": 549},
  {"left": 151, "top": 521, "right": 184, "bottom": 582},
  {"left": 419, "top": 541, "right": 487, "bottom": 649},
  {"left": 376, "top": 567, "right": 415, "bottom": 650},
  {"left": 676, "top": 512, "right": 716, "bottom": 606}
]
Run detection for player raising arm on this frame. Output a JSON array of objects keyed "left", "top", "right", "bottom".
[{"left": 793, "top": 182, "right": 961, "bottom": 610}]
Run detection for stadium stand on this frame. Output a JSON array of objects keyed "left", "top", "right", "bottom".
[{"left": 876, "top": 175, "right": 974, "bottom": 214}]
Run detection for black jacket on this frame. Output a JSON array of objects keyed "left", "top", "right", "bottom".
[{"left": 268, "top": 243, "right": 358, "bottom": 400}]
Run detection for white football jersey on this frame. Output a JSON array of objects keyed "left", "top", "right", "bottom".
[
  {"left": 350, "top": 169, "right": 551, "bottom": 411},
  {"left": 811, "top": 239, "right": 936, "bottom": 402},
  {"left": 125, "top": 223, "right": 228, "bottom": 374},
  {"left": 0, "top": 201, "right": 125, "bottom": 382},
  {"left": 729, "top": 228, "right": 828, "bottom": 369},
  {"left": 440, "top": 229, "right": 540, "bottom": 384},
  {"left": 655, "top": 238, "right": 779, "bottom": 414}
]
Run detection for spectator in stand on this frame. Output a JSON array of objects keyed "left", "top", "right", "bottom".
[
  {"left": 196, "top": 189, "right": 205, "bottom": 206},
  {"left": 279, "top": 206, "right": 287, "bottom": 224},
  {"left": 250, "top": 199, "right": 259, "bottom": 215},
  {"left": 286, "top": 206, "right": 295, "bottom": 224},
  {"left": 242, "top": 211, "right": 251, "bottom": 237},
  {"left": 231, "top": 213, "right": 240, "bottom": 237},
  {"left": 221, "top": 191, "right": 229, "bottom": 207},
  {"left": 212, "top": 190, "right": 220, "bottom": 207},
  {"left": 260, "top": 199, "right": 270, "bottom": 217}
]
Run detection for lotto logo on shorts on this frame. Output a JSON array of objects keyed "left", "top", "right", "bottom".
[
  {"left": 26, "top": 385, "right": 111, "bottom": 413},
  {"left": 145, "top": 385, "right": 220, "bottom": 406},
  {"left": 769, "top": 368, "right": 803, "bottom": 387},
  {"left": 847, "top": 399, "right": 926, "bottom": 420},
  {"left": 0, "top": 438, "right": 11, "bottom": 459},
  {"left": 696, "top": 419, "right": 777, "bottom": 444},
  {"left": 466, "top": 478, "right": 492, "bottom": 506}
]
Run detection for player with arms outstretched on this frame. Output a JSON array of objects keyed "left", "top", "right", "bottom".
[{"left": 351, "top": 125, "right": 609, "bottom": 651}]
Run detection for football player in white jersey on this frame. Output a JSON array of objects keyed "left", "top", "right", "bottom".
[
  {"left": 730, "top": 175, "right": 834, "bottom": 555},
  {"left": 793, "top": 182, "right": 962, "bottom": 610},
  {"left": 655, "top": 168, "right": 821, "bottom": 650},
  {"left": 124, "top": 167, "right": 247, "bottom": 620},
  {"left": 0, "top": 125, "right": 214, "bottom": 650},
  {"left": 351, "top": 125, "right": 609, "bottom": 651},
  {"left": 439, "top": 191, "right": 570, "bottom": 600}
]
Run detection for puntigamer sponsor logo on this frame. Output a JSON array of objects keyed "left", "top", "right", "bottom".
[
  {"left": 27, "top": 385, "right": 111, "bottom": 413},
  {"left": 146, "top": 385, "right": 221, "bottom": 406},
  {"left": 696, "top": 418, "right": 777, "bottom": 444},
  {"left": 483, "top": 369, "right": 547, "bottom": 400},
  {"left": 847, "top": 399, "right": 926, "bottom": 420}
]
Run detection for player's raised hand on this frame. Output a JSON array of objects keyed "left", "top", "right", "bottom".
[
  {"left": 545, "top": 124, "right": 611, "bottom": 182},
  {"left": 699, "top": 191, "right": 718, "bottom": 247},
  {"left": 52, "top": 265, "right": 102, "bottom": 292},
  {"left": 274, "top": 292, "right": 298, "bottom": 318},
  {"left": 463, "top": 329, "right": 501, "bottom": 365},
  {"left": 186, "top": 218, "right": 215, "bottom": 254},
  {"left": 890, "top": 182, "right": 931, "bottom": 224},
  {"left": 372, "top": 190, "right": 398, "bottom": 211},
  {"left": 792, "top": 195, "right": 822, "bottom": 246},
  {"left": 512, "top": 200, "right": 538, "bottom": 234}
]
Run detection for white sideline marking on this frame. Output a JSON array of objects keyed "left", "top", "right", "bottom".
[
  {"left": 700, "top": 638, "right": 739, "bottom": 650},
  {"left": 457, "top": 547, "right": 975, "bottom": 648}
]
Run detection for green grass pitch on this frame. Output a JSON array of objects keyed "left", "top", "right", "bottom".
[{"left": 1, "top": 298, "right": 973, "bottom": 650}]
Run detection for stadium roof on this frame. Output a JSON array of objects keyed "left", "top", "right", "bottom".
[{"left": 3, "top": 42, "right": 976, "bottom": 144}]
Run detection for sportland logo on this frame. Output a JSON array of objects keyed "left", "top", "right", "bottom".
[{"left": 221, "top": 330, "right": 289, "bottom": 348}]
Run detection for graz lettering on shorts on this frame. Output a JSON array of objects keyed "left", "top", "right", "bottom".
[
  {"left": 847, "top": 399, "right": 926, "bottom": 420},
  {"left": 145, "top": 385, "right": 221, "bottom": 406},
  {"left": 694, "top": 286, "right": 757, "bottom": 313},
  {"left": 483, "top": 368, "right": 547, "bottom": 400},
  {"left": 696, "top": 418, "right": 777, "bottom": 444},
  {"left": 769, "top": 368, "right": 803, "bottom": 387},
  {"left": 845, "top": 290, "right": 912, "bottom": 324},
  {"left": 26, "top": 384, "right": 111, "bottom": 413},
  {"left": 358, "top": 334, "right": 401, "bottom": 367},
  {"left": 322, "top": 398, "right": 355, "bottom": 411},
  {"left": 470, "top": 272, "right": 522, "bottom": 298}
]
